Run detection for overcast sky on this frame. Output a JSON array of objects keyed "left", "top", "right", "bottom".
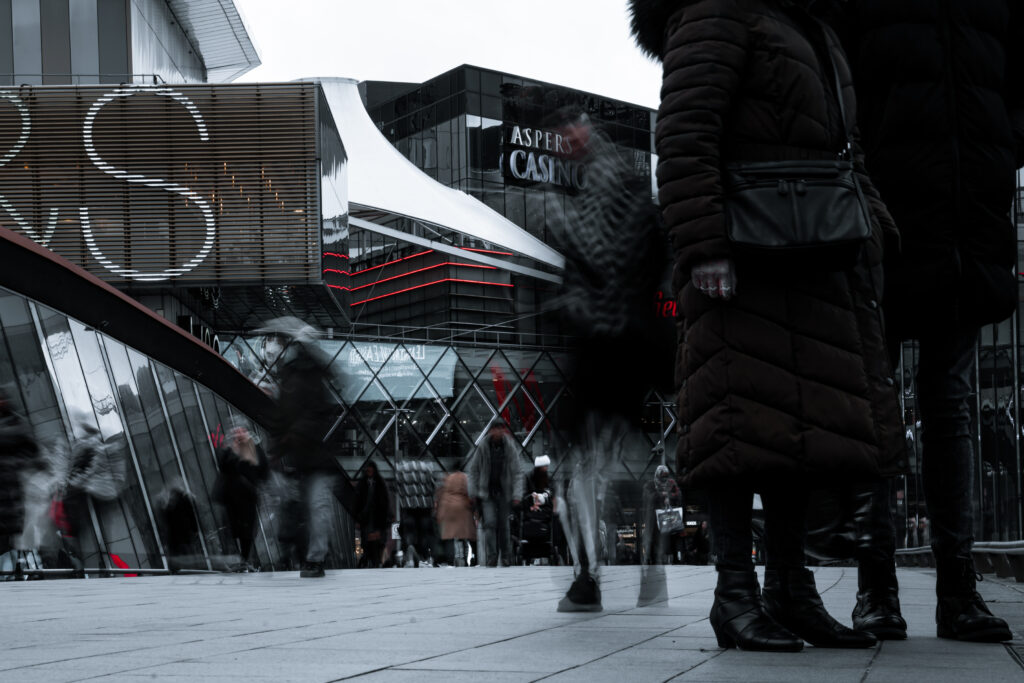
[{"left": 233, "top": 0, "right": 663, "bottom": 109}]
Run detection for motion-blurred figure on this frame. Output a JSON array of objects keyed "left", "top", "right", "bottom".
[
  {"left": 155, "top": 480, "right": 200, "bottom": 571},
  {"left": 435, "top": 469, "right": 476, "bottom": 567},
  {"left": 354, "top": 460, "right": 390, "bottom": 568},
  {"left": 57, "top": 421, "right": 127, "bottom": 574},
  {"left": 521, "top": 455, "right": 555, "bottom": 565},
  {"left": 395, "top": 457, "right": 439, "bottom": 567},
  {"left": 642, "top": 465, "right": 683, "bottom": 566},
  {"left": 0, "top": 390, "right": 41, "bottom": 577},
  {"left": 546, "top": 111, "right": 669, "bottom": 611},
  {"left": 215, "top": 426, "right": 268, "bottom": 572},
  {"left": 466, "top": 426, "right": 526, "bottom": 567},
  {"left": 258, "top": 317, "right": 339, "bottom": 579}
]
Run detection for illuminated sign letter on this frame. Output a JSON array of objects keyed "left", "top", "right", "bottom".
[{"left": 80, "top": 86, "right": 215, "bottom": 282}]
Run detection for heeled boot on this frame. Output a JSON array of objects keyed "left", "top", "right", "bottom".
[
  {"left": 763, "top": 568, "right": 877, "bottom": 648},
  {"left": 852, "top": 561, "right": 908, "bottom": 640},
  {"left": 935, "top": 557, "right": 1012, "bottom": 642},
  {"left": 709, "top": 569, "right": 803, "bottom": 652}
]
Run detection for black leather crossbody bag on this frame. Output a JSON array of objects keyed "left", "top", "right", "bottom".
[{"left": 724, "top": 32, "right": 872, "bottom": 270}]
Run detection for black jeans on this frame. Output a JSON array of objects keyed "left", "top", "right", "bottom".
[
  {"left": 709, "top": 487, "right": 809, "bottom": 571},
  {"left": 864, "top": 327, "right": 977, "bottom": 565}
]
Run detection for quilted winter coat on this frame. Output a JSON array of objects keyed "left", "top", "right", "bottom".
[{"left": 629, "top": 0, "right": 906, "bottom": 486}]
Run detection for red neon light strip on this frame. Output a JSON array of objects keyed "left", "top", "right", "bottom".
[
  {"left": 461, "top": 247, "right": 514, "bottom": 256},
  {"left": 322, "top": 268, "right": 351, "bottom": 275},
  {"left": 328, "top": 284, "right": 352, "bottom": 291},
  {"left": 323, "top": 252, "right": 350, "bottom": 259},
  {"left": 351, "top": 278, "right": 513, "bottom": 306},
  {"left": 349, "top": 250, "right": 435, "bottom": 276},
  {"left": 349, "top": 261, "right": 495, "bottom": 292}
]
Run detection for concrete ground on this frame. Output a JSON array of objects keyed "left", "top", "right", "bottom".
[{"left": 2, "top": 566, "right": 1023, "bottom": 682}]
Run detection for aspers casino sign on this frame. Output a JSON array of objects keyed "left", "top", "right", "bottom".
[
  {"left": 501, "top": 125, "right": 586, "bottom": 192},
  {"left": 0, "top": 83, "right": 322, "bottom": 284}
]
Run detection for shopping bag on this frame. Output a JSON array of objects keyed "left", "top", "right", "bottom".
[{"left": 656, "top": 507, "right": 684, "bottom": 534}]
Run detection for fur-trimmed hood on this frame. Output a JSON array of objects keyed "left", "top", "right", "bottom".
[
  {"left": 628, "top": 0, "right": 687, "bottom": 60},
  {"left": 628, "top": 0, "right": 840, "bottom": 60}
]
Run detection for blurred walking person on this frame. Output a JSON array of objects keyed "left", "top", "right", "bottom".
[
  {"left": 259, "top": 317, "right": 338, "bottom": 579},
  {"left": 354, "top": 460, "right": 390, "bottom": 568},
  {"left": 0, "top": 390, "right": 41, "bottom": 577},
  {"left": 215, "top": 426, "right": 268, "bottom": 572},
  {"left": 466, "top": 426, "right": 525, "bottom": 567},
  {"left": 395, "top": 458, "right": 439, "bottom": 567},
  {"left": 435, "top": 469, "right": 475, "bottom": 567},
  {"left": 630, "top": 0, "right": 904, "bottom": 651},
  {"left": 838, "top": 0, "right": 1023, "bottom": 643}
]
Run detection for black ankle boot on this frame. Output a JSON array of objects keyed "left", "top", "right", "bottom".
[
  {"left": 710, "top": 569, "right": 803, "bottom": 652},
  {"left": 935, "top": 557, "right": 1012, "bottom": 642},
  {"left": 763, "top": 568, "right": 877, "bottom": 648},
  {"left": 852, "top": 562, "right": 907, "bottom": 640}
]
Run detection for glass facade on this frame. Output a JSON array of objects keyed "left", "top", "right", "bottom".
[{"left": 0, "top": 285, "right": 354, "bottom": 573}]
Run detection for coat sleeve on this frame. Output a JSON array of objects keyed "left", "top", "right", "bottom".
[
  {"left": 656, "top": 0, "right": 748, "bottom": 286},
  {"left": 464, "top": 448, "right": 480, "bottom": 500}
]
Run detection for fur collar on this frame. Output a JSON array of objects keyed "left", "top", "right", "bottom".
[
  {"left": 628, "top": 0, "right": 688, "bottom": 61},
  {"left": 628, "top": 0, "right": 841, "bottom": 60}
]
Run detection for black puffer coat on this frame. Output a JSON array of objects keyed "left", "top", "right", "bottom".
[
  {"left": 840, "top": 0, "right": 1024, "bottom": 336},
  {"left": 630, "top": 0, "right": 906, "bottom": 486}
]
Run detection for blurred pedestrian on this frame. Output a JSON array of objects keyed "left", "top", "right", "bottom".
[
  {"left": 435, "top": 469, "right": 475, "bottom": 567},
  {"left": 354, "top": 460, "right": 390, "bottom": 568},
  {"left": 839, "top": 0, "right": 1022, "bottom": 643},
  {"left": 155, "top": 480, "right": 200, "bottom": 571},
  {"left": 521, "top": 455, "right": 554, "bottom": 565},
  {"left": 259, "top": 317, "right": 339, "bottom": 579},
  {"left": 545, "top": 106, "right": 667, "bottom": 611},
  {"left": 642, "top": 465, "right": 683, "bottom": 566},
  {"left": 215, "top": 426, "right": 268, "bottom": 572},
  {"left": 630, "top": 0, "right": 903, "bottom": 651},
  {"left": 395, "top": 458, "right": 438, "bottom": 567},
  {"left": 466, "top": 426, "right": 525, "bottom": 567},
  {"left": 0, "top": 390, "right": 41, "bottom": 577}
]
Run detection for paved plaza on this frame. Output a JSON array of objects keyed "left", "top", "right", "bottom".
[{"left": 2, "top": 566, "right": 1023, "bottom": 682}]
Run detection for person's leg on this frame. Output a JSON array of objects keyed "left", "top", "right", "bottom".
[
  {"left": 301, "top": 472, "right": 332, "bottom": 576},
  {"left": 706, "top": 486, "right": 802, "bottom": 651},
  {"left": 852, "top": 478, "right": 906, "bottom": 638},
  {"left": 761, "top": 487, "right": 808, "bottom": 571},
  {"left": 497, "top": 498, "right": 512, "bottom": 566},
  {"left": 918, "top": 328, "right": 1010, "bottom": 641},
  {"left": 759, "top": 487, "right": 875, "bottom": 648},
  {"left": 482, "top": 498, "right": 498, "bottom": 566},
  {"left": 416, "top": 509, "right": 436, "bottom": 565},
  {"left": 238, "top": 537, "right": 254, "bottom": 564},
  {"left": 917, "top": 328, "right": 976, "bottom": 561},
  {"left": 707, "top": 487, "right": 754, "bottom": 571}
]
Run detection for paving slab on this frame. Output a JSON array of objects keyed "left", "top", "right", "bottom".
[{"left": 1, "top": 566, "right": 1022, "bottom": 682}]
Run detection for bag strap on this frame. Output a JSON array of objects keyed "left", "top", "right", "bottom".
[{"left": 818, "top": 22, "right": 854, "bottom": 160}]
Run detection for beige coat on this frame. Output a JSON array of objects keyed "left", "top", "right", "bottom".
[{"left": 435, "top": 472, "right": 476, "bottom": 540}]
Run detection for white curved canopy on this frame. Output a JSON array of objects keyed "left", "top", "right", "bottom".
[{"left": 314, "top": 78, "right": 564, "bottom": 271}]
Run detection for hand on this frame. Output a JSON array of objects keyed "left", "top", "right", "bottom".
[{"left": 691, "top": 259, "right": 737, "bottom": 300}]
